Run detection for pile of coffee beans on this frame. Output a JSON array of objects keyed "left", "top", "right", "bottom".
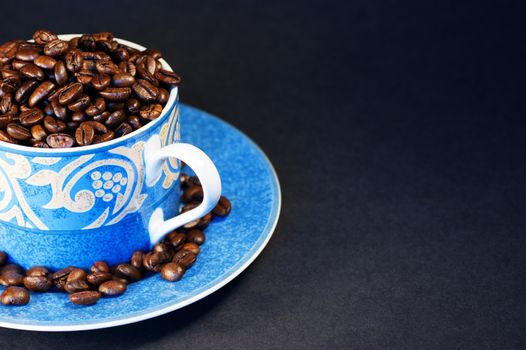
[
  {"left": 0, "top": 30, "right": 181, "bottom": 148},
  {"left": 0, "top": 173, "right": 231, "bottom": 306}
]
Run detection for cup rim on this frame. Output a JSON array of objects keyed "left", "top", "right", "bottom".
[{"left": 0, "top": 34, "right": 179, "bottom": 155}]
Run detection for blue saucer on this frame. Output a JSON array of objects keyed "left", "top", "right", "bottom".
[{"left": 0, "top": 104, "right": 281, "bottom": 332}]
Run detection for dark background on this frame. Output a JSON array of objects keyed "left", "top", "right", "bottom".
[{"left": 1, "top": 0, "right": 525, "bottom": 349}]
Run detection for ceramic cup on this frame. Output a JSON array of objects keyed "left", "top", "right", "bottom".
[{"left": 0, "top": 35, "right": 221, "bottom": 269}]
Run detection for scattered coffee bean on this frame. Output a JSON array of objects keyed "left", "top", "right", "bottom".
[
  {"left": 187, "top": 229, "right": 206, "bottom": 245},
  {"left": 161, "top": 263, "right": 185, "bottom": 282},
  {"left": 23, "top": 276, "right": 52, "bottom": 292},
  {"left": 99, "top": 280, "right": 127, "bottom": 296},
  {"left": 1, "top": 286, "right": 30, "bottom": 305},
  {"left": 86, "top": 272, "right": 112, "bottom": 286},
  {"left": 130, "top": 251, "right": 144, "bottom": 271},
  {"left": 70, "top": 291, "right": 101, "bottom": 305},
  {"left": 212, "top": 196, "right": 232, "bottom": 217},
  {"left": 172, "top": 250, "right": 197, "bottom": 269},
  {"left": 91, "top": 261, "right": 110, "bottom": 274},
  {"left": 113, "top": 263, "right": 141, "bottom": 282},
  {"left": 26, "top": 266, "right": 50, "bottom": 277}
]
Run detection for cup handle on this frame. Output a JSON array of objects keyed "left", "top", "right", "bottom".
[{"left": 144, "top": 135, "right": 222, "bottom": 245}]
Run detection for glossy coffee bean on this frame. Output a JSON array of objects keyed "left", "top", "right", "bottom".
[
  {"left": 85, "top": 97, "right": 106, "bottom": 116},
  {"left": 113, "top": 263, "right": 141, "bottom": 282},
  {"left": 67, "top": 94, "right": 90, "bottom": 112},
  {"left": 91, "top": 73, "right": 111, "bottom": 90},
  {"left": 99, "top": 87, "right": 132, "bottom": 101},
  {"left": 161, "top": 262, "right": 185, "bottom": 282},
  {"left": 1, "top": 286, "right": 30, "bottom": 305},
  {"left": 70, "top": 291, "right": 101, "bottom": 305},
  {"left": 0, "top": 270, "right": 24, "bottom": 286},
  {"left": 44, "top": 116, "right": 66, "bottom": 133},
  {"left": 58, "top": 82, "right": 83, "bottom": 105},
  {"left": 20, "top": 63, "right": 45, "bottom": 81},
  {"left": 182, "top": 186, "right": 204, "bottom": 203},
  {"left": 130, "top": 251, "right": 144, "bottom": 270},
  {"left": 99, "top": 280, "right": 127, "bottom": 296},
  {"left": 65, "top": 49, "right": 83, "bottom": 72},
  {"left": 75, "top": 122, "right": 95, "bottom": 146},
  {"left": 0, "top": 130, "right": 17, "bottom": 143},
  {"left": 6, "top": 123, "right": 31, "bottom": 140},
  {"left": 30, "top": 125, "right": 47, "bottom": 141},
  {"left": 155, "top": 69, "right": 181, "bottom": 85},
  {"left": 91, "top": 261, "right": 110, "bottom": 274},
  {"left": 157, "top": 88, "right": 170, "bottom": 104},
  {"left": 187, "top": 229, "right": 206, "bottom": 245},
  {"left": 26, "top": 266, "right": 50, "bottom": 277},
  {"left": 23, "top": 276, "right": 52, "bottom": 292},
  {"left": 172, "top": 250, "right": 197, "bottom": 269},
  {"left": 15, "top": 79, "right": 39, "bottom": 103},
  {"left": 105, "top": 109, "right": 126, "bottom": 128},
  {"left": 33, "top": 30, "right": 58, "bottom": 45},
  {"left": 46, "top": 133, "right": 75, "bottom": 148},
  {"left": 29, "top": 81, "right": 55, "bottom": 106},
  {"left": 16, "top": 48, "right": 41, "bottom": 62},
  {"left": 83, "top": 120, "right": 108, "bottom": 134},
  {"left": 44, "top": 39, "right": 69, "bottom": 57},
  {"left": 142, "top": 252, "right": 163, "bottom": 272},
  {"left": 114, "top": 122, "right": 133, "bottom": 137},
  {"left": 166, "top": 231, "right": 187, "bottom": 250},
  {"left": 132, "top": 79, "right": 159, "bottom": 102},
  {"left": 126, "top": 98, "right": 140, "bottom": 114},
  {"left": 54, "top": 60, "right": 68, "bottom": 86},
  {"left": 19, "top": 108, "right": 44, "bottom": 127},
  {"left": 181, "top": 242, "right": 200, "bottom": 255},
  {"left": 213, "top": 196, "right": 232, "bottom": 217},
  {"left": 112, "top": 72, "right": 135, "bottom": 87},
  {"left": 127, "top": 115, "right": 142, "bottom": 130},
  {"left": 139, "top": 103, "right": 163, "bottom": 120},
  {"left": 34, "top": 55, "right": 57, "bottom": 69},
  {"left": 86, "top": 272, "right": 112, "bottom": 286}
]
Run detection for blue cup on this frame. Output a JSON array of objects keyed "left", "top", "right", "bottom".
[{"left": 0, "top": 36, "right": 222, "bottom": 269}]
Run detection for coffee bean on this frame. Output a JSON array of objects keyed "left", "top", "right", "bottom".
[
  {"left": 132, "top": 79, "right": 159, "bottom": 102},
  {"left": 182, "top": 185, "right": 204, "bottom": 203},
  {"left": 51, "top": 99, "right": 68, "bottom": 120},
  {"left": 67, "top": 268, "right": 87, "bottom": 282},
  {"left": 187, "top": 229, "right": 206, "bottom": 245},
  {"left": 0, "top": 252, "right": 6, "bottom": 266},
  {"left": 0, "top": 115, "right": 11, "bottom": 130},
  {"left": 0, "top": 40, "right": 22, "bottom": 64},
  {"left": 0, "top": 94, "right": 12, "bottom": 114},
  {"left": 12, "top": 59, "right": 29, "bottom": 70},
  {"left": 96, "top": 59, "right": 119, "bottom": 75},
  {"left": 99, "top": 280, "right": 127, "bottom": 296},
  {"left": 19, "top": 108, "right": 44, "bottom": 127},
  {"left": 142, "top": 252, "right": 162, "bottom": 272},
  {"left": 127, "top": 115, "right": 142, "bottom": 130},
  {"left": 23, "top": 276, "right": 52, "bottom": 292},
  {"left": 115, "top": 47, "right": 130, "bottom": 62},
  {"left": 76, "top": 68, "right": 95, "bottom": 84},
  {"left": 79, "top": 34, "right": 97, "bottom": 51},
  {"left": 91, "top": 261, "right": 110, "bottom": 274},
  {"left": 93, "top": 131, "right": 115, "bottom": 144},
  {"left": 75, "top": 122, "right": 95, "bottom": 146},
  {"left": 6, "top": 123, "right": 31, "bottom": 140},
  {"left": 139, "top": 103, "right": 163, "bottom": 120},
  {"left": 105, "top": 109, "right": 126, "bottom": 128},
  {"left": 213, "top": 196, "right": 232, "bottom": 217},
  {"left": 181, "top": 242, "right": 200, "bottom": 255},
  {"left": 33, "top": 30, "right": 58, "bottom": 45},
  {"left": 106, "top": 101, "right": 125, "bottom": 111},
  {"left": 49, "top": 266, "right": 74, "bottom": 290},
  {"left": 16, "top": 48, "right": 41, "bottom": 62},
  {"left": 70, "top": 291, "right": 101, "bottom": 305},
  {"left": 0, "top": 130, "right": 16, "bottom": 143},
  {"left": 44, "top": 39, "right": 69, "bottom": 57},
  {"left": 30, "top": 124, "right": 47, "bottom": 141},
  {"left": 1, "top": 264, "right": 23, "bottom": 274},
  {"left": 67, "top": 94, "right": 90, "bottom": 112},
  {"left": 172, "top": 250, "right": 196, "bottom": 269},
  {"left": 165, "top": 231, "right": 187, "bottom": 250},
  {"left": 0, "top": 270, "right": 24, "bottom": 286},
  {"left": 34, "top": 55, "right": 57, "bottom": 69},
  {"left": 85, "top": 97, "right": 106, "bottom": 116},
  {"left": 112, "top": 72, "right": 135, "bottom": 87},
  {"left": 44, "top": 116, "right": 66, "bottom": 133},
  {"left": 157, "top": 88, "right": 170, "bottom": 104},
  {"left": 26, "top": 266, "right": 49, "bottom": 277},
  {"left": 20, "top": 63, "right": 45, "bottom": 81},
  {"left": 1, "top": 286, "right": 30, "bottom": 305},
  {"left": 47, "top": 133, "right": 75, "bottom": 148},
  {"left": 126, "top": 98, "right": 140, "bottom": 114},
  {"left": 54, "top": 60, "right": 68, "bottom": 86},
  {"left": 29, "top": 81, "right": 55, "bottom": 106},
  {"left": 91, "top": 73, "right": 111, "bottom": 90},
  {"left": 64, "top": 279, "right": 90, "bottom": 293},
  {"left": 114, "top": 122, "right": 133, "bottom": 137},
  {"left": 65, "top": 49, "right": 83, "bottom": 72},
  {"left": 15, "top": 79, "right": 38, "bottom": 103},
  {"left": 130, "top": 251, "right": 144, "bottom": 270},
  {"left": 2, "top": 76, "right": 21, "bottom": 93},
  {"left": 99, "top": 87, "right": 132, "bottom": 101},
  {"left": 83, "top": 120, "right": 108, "bottom": 134},
  {"left": 195, "top": 212, "right": 213, "bottom": 230},
  {"left": 113, "top": 263, "right": 141, "bottom": 282},
  {"left": 58, "top": 82, "right": 83, "bottom": 105},
  {"left": 155, "top": 69, "right": 181, "bottom": 85},
  {"left": 32, "top": 141, "right": 49, "bottom": 148},
  {"left": 161, "top": 262, "right": 185, "bottom": 282},
  {"left": 86, "top": 272, "right": 112, "bottom": 286}
]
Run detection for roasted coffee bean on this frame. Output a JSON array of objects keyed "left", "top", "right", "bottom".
[
  {"left": 65, "top": 49, "right": 83, "bottom": 72},
  {"left": 91, "top": 261, "right": 110, "bottom": 274},
  {"left": 172, "top": 250, "right": 197, "bottom": 269},
  {"left": 157, "top": 88, "right": 170, "bottom": 104},
  {"left": 44, "top": 116, "right": 66, "bottom": 133},
  {"left": 23, "top": 276, "right": 52, "bottom": 292},
  {"left": 126, "top": 98, "right": 140, "bottom": 114},
  {"left": 65, "top": 279, "right": 90, "bottom": 293},
  {"left": 67, "top": 268, "right": 87, "bottom": 282},
  {"left": 16, "top": 48, "right": 41, "bottom": 62},
  {"left": 33, "top": 30, "right": 58, "bottom": 45},
  {"left": 106, "top": 101, "right": 125, "bottom": 111},
  {"left": 213, "top": 196, "right": 232, "bottom": 217},
  {"left": 51, "top": 99, "right": 68, "bottom": 120},
  {"left": 75, "top": 69, "right": 95, "bottom": 84},
  {"left": 70, "top": 291, "right": 101, "bottom": 305},
  {"left": 79, "top": 34, "right": 96, "bottom": 51},
  {"left": 161, "top": 262, "right": 185, "bottom": 282},
  {"left": 195, "top": 212, "right": 213, "bottom": 230},
  {"left": 0, "top": 130, "right": 16, "bottom": 143},
  {"left": 130, "top": 251, "right": 144, "bottom": 270},
  {"left": 139, "top": 103, "right": 163, "bottom": 121},
  {"left": 32, "top": 141, "right": 49, "bottom": 148},
  {"left": 33, "top": 55, "right": 56, "bottom": 69},
  {"left": 91, "top": 73, "right": 111, "bottom": 90},
  {"left": 54, "top": 60, "right": 68, "bottom": 86},
  {"left": 187, "top": 229, "right": 206, "bottom": 245},
  {"left": 142, "top": 252, "right": 162, "bottom": 272},
  {"left": 1, "top": 264, "right": 23, "bottom": 274},
  {"left": 12, "top": 59, "right": 29, "bottom": 70},
  {"left": 96, "top": 59, "right": 119, "bottom": 75},
  {"left": 1, "top": 286, "right": 30, "bottom": 305},
  {"left": 155, "top": 69, "right": 181, "bottom": 85},
  {"left": 132, "top": 79, "right": 159, "bottom": 102},
  {"left": 99, "top": 280, "right": 127, "bottom": 296},
  {"left": 47, "top": 133, "right": 75, "bottom": 148},
  {"left": 0, "top": 251, "right": 6, "bottom": 266},
  {"left": 44, "top": 39, "right": 69, "bottom": 57},
  {"left": 165, "top": 231, "right": 187, "bottom": 250},
  {"left": 15, "top": 79, "right": 39, "bottom": 103},
  {"left": 2, "top": 69, "right": 20, "bottom": 79},
  {"left": 181, "top": 242, "right": 200, "bottom": 255},
  {"left": 119, "top": 61, "right": 136, "bottom": 76},
  {"left": 143, "top": 48, "right": 162, "bottom": 60},
  {"left": 6, "top": 123, "right": 31, "bottom": 140},
  {"left": 93, "top": 130, "right": 115, "bottom": 144},
  {"left": 75, "top": 122, "right": 95, "bottom": 145},
  {"left": 2, "top": 75, "right": 21, "bottom": 93},
  {"left": 29, "top": 81, "right": 55, "bottom": 106},
  {"left": 0, "top": 270, "right": 24, "bottom": 286},
  {"left": 30, "top": 125, "right": 47, "bottom": 141},
  {"left": 113, "top": 264, "right": 141, "bottom": 282},
  {"left": 93, "top": 32, "right": 114, "bottom": 42},
  {"left": 20, "top": 63, "right": 44, "bottom": 81},
  {"left": 83, "top": 120, "right": 107, "bottom": 134},
  {"left": 127, "top": 115, "right": 142, "bottom": 130},
  {"left": 85, "top": 97, "right": 106, "bottom": 116},
  {"left": 112, "top": 72, "right": 135, "bottom": 87},
  {"left": 58, "top": 82, "right": 83, "bottom": 105},
  {"left": 0, "top": 115, "right": 11, "bottom": 130},
  {"left": 26, "top": 266, "right": 49, "bottom": 277},
  {"left": 99, "top": 87, "right": 132, "bottom": 101},
  {"left": 114, "top": 47, "right": 130, "bottom": 62},
  {"left": 81, "top": 60, "right": 96, "bottom": 71},
  {"left": 19, "top": 108, "right": 44, "bottom": 127},
  {"left": 0, "top": 94, "right": 12, "bottom": 114},
  {"left": 67, "top": 94, "right": 90, "bottom": 112},
  {"left": 182, "top": 186, "right": 203, "bottom": 203},
  {"left": 0, "top": 41, "right": 22, "bottom": 64},
  {"left": 86, "top": 272, "right": 112, "bottom": 286},
  {"left": 105, "top": 109, "right": 126, "bottom": 128},
  {"left": 114, "top": 122, "right": 133, "bottom": 137}
]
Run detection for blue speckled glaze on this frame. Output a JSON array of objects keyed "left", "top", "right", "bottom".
[
  {"left": 0, "top": 90, "right": 182, "bottom": 269},
  {"left": 0, "top": 105, "right": 281, "bottom": 331}
]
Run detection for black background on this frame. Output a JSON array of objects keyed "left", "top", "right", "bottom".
[{"left": 0, "top": 1, "right": 525, "bottom": 349}]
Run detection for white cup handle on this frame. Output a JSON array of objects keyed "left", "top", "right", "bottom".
[{"left": 144, "top": 135, "right": 222, "bottom": 245}]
